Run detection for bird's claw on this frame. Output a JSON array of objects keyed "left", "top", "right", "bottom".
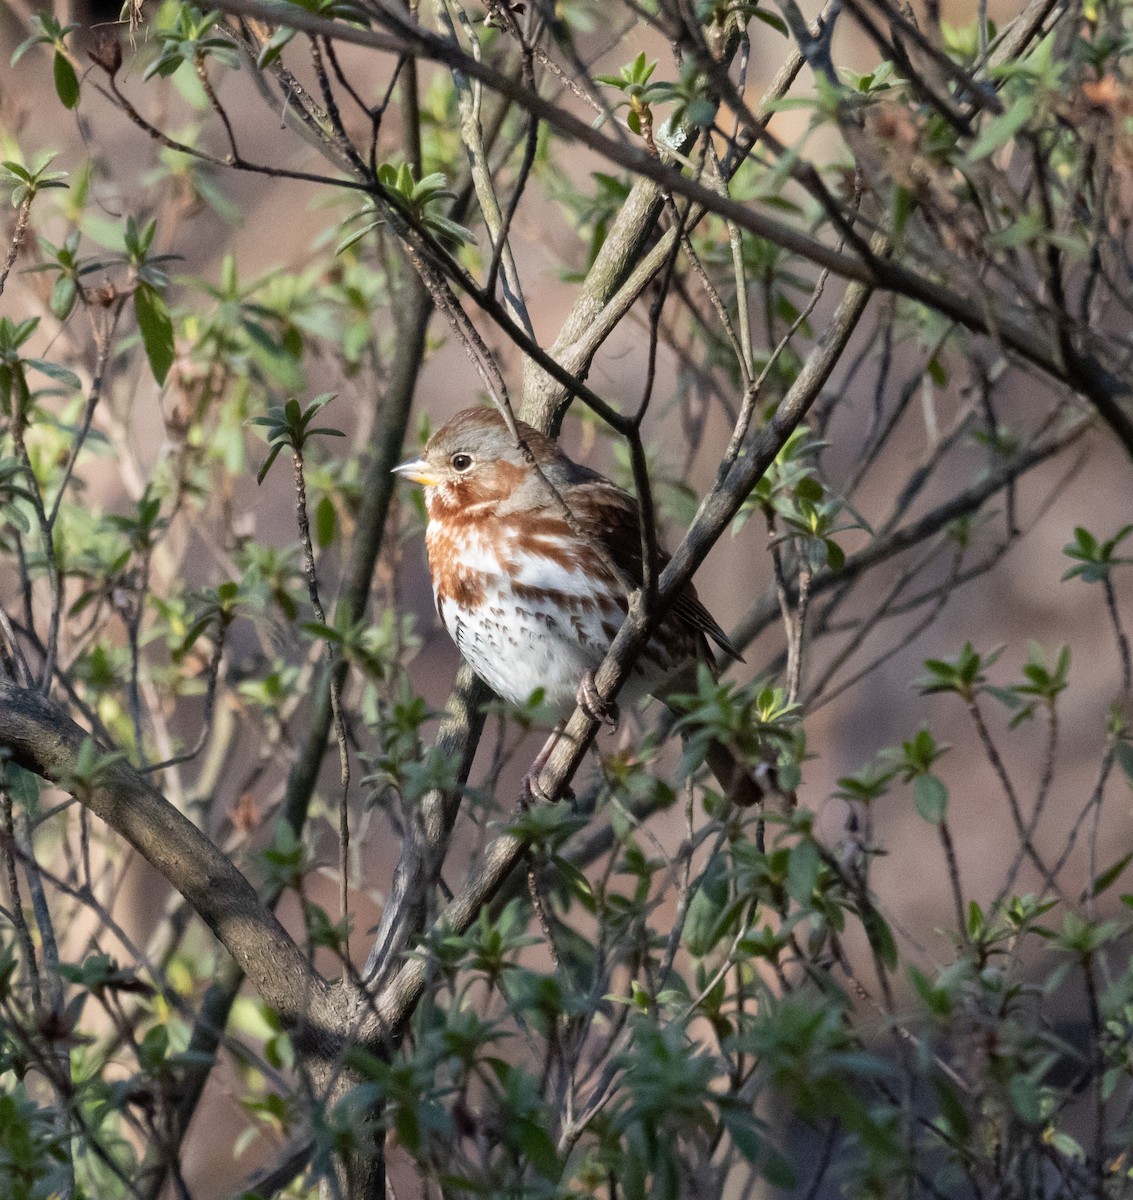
[
  {"left": 577, "top": 670, "right": 619, "bottom": 729},
  {"left": 521, "top": 726, "right": 574, "bottom": 807},
  {"left": 520, "top": 770, "right": 573, "bottom": 807},
  {"left": 521, "top": 768, "right": 552, "bottom": 807}
]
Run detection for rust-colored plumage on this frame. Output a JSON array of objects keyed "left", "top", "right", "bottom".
[{"left": 394, "top": 407, "right": 768, "bottom": 807}]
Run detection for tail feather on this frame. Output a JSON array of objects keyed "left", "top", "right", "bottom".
[{"left": 704, "top": 739, "right": 794, "bottom": 810}]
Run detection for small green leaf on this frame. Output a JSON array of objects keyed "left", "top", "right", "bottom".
[
  {"left": 1047, "top": 1129, "right": 1085, "bottom": 1160},
  {"left": 964, "top": 95, "right": 1031, "bottom": 162},
  {"left": 50, "top": 274, "right": 77, "bottom": 320},
  {"left": 518, "top": 1120, "right": 559, "bottom": 1179},
  {"left": 786, "top": 839, "right": 820, "bottom": 903},
  {"left": 256, "top": 442, "right": 284, "bottom": 485},
  {"left": 933, "top": 1077, "right": 971, "bottom": 1140},
  {"left": 54, "top": 51, "right": 79, "bottom": 109},
  {"left": 683, "top": 856, "right": 729, "bottom": 957},
  {"left": 1007, "top": 1074, "right": 1042, "bottom": 1124},
  {"left": 861, "top": 901, "right": 898, "bottom": 970},
  {"left": 256, "top": 24, "right": 295, "bottom": 68},
  {"left": 1091, "top": 851, "right": 1133, "bottom": 898},
  {"left": 25, "top": 358, "right": 80, "bottom": 388},
  {"left": 892, "top": 183, "right": 917, "bottom": 237},
  {"left": 914, "top": 774, "right": 948, "bottom": 824},
  {"left": 11, "top": 33, "right": 48, "bottom": 66},
  {"left": 315, "top": 494, "right": 336, "bottom": 548},
  {"left": 134, "top": 284, "right": 174, "bottom": 384},
  {"left": 1114, "top": 737, "right": 1133, "bottom": 789},
  {"left": 750, "top": 8, "right": 788, "bottom": 35},
  {"left": 684, "top": 97, "right": 718, "bottom": 126},
  {"left": 4, "top": 763, "right": 40, "bottom": 813}
]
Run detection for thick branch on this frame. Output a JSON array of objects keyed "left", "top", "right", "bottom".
[{"left": 0, "top": 684, "right": 323, "bottom": 1026}]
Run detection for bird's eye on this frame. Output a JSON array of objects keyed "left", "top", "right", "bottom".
[{"left": 451, "top": 453, "right": 473, "bottom": 472}]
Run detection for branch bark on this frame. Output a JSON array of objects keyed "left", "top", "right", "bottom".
[
  {"left": 0, "top": 684, "right": 325, "bottom": 1027},
  {"left": 361, "top": 272, "right": 875, "bottom": 1043},
  {"left": 210, "top": 0, "right": 1131, "bottom": 442}
]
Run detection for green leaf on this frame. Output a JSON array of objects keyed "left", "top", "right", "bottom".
[
  {"left": 11, "top": 33, "right": 49, "bottom": 66},
  {"left": 786, "top": 839, "right": 820, "bottom": 903},
  {"left": 315, "top": 494, "right": 336, "bottom": 548},
  {"left": 1007, "top": 1074, "right": 1042, "bottom": 1124},
  {"left": 932, "top": 1077, "right": 971, "bottom": 1140},
  {"left": 1046, "top": 1129, "right": 1085, "bottom": 1160},
  {"left": 1092, "top": 851, "right": 1133, "bottom": 898},
  {"left": 750, "top": 8, "right": 788, "bottom": 35},
  {"left": 25, "top": 358, "right": 80, "bottom": 388},
  {"left": 907, "top": 964, "right": 951, "bottom": 1016},
  {"left": 683, "top": 856, "right": 729, "bottom": 957},
  {"left": 256, "top": 442, "right": 284, "bottom": 485},
  {"left": 795, "top": 477, "right": 823, "bottom": 502},
  {"left": 964, "top": 95, "right": 1031, "bottom": 162},
  {"left": 134, "top": 284, "right": 174, "bottom": 384},
  {"left": 861, "top": 901, "right": 898, "bottom": 970},
  {"left": 256, "top": 24, "right": 295, "bottom": 68},
  {"left": 50, "top": 274, "right": 77, "bottom": 320},
  {"left": 967, "top": 899, "right": 985, "bottom": 939},
  {"left": 1114, "top": 739, "right": 1133, "bottom": 788},
  {"left": 3, "top": 764, "right": 40, "bottom": 813},
  {"left": 892, "top": 183, "right": 917, "bottom": 237},
  {"left": 518, "top": 1120, "right": 559, "bottom": 1178},
  {"left": 53, "top": 51, "right": 79, "bottom": 109},
  {"left": 302, "top": 621, "right": 343, "bottom": 644},
  {"left": 914, "top": 774, "right": 948, "bottom": 824}
]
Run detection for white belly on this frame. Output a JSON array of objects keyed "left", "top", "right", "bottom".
[
  {"left": 447, "top": 588, "right": 601, "bottom": 711},
  {"left": 429, "top": 529, "right": 637, "bottom": 716}
]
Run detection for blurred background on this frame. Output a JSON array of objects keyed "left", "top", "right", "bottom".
[{"left": 2, "top": 0, "right": 1130, "bottom": 1193}]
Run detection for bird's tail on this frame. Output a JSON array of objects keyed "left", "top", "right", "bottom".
[{"left": 703, "top": 738, "right": 795, "bottom": 811}]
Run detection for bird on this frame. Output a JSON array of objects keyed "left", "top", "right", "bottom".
[{"left": 393, "top": 406, "right": 776, "bottom": 808}]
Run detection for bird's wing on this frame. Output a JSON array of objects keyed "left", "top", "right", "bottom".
[{"left": 564, "top": 478, "right": 744, "bottom": 664}]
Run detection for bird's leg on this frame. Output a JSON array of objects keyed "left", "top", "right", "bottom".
[
  {"left": 521, "top": 673, "right": 617, "bottom": 805},
  {"left": 576, "top": 669, "right": 619, "bottom": 730},
  {"left": 521, "top": 724, "right": 568, "bottom": 806}
]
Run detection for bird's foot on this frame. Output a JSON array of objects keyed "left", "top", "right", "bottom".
[
  {"left": 577, "top": 670, "right": 619, "bottom": 729},
  {"left": 520, "top": 765, "right": 575, "bottom": 807},
  {"left": 520, "top": 726, "right": 574, "bottom": 807},
  {"left": 521, "top": 770, "right": 557, "bottom": 807}
]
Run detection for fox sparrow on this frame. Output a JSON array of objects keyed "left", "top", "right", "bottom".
[{"left": 394, "top": 407, "right": 771, "bottom": 807}]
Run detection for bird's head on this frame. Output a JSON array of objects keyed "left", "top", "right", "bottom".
[{"left": 393, "top": 407, "right": 567, "bottom": 513}]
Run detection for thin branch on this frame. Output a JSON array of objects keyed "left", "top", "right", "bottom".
[
  {"left": 0, "top": 193, "right": 33, "bottom": 299},
  {"left": 365, "top": 270, "right": 875, "bottom": 1044},
  {"left": 729, "top": 415, "right": 1091, "bottom": 654},
  {"left": 292, "top": 446, "right": 352, "bottom": 932},
  {"left": 206, "top": 0, "right": 1130, "bottom": 420},
  {"left": 1, "top": 784, "right": 42, "bottom": 1011}
]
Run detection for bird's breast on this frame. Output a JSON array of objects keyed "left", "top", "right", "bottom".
[{"left": 424, "top": 515, "right": 627, "bottom": 711}]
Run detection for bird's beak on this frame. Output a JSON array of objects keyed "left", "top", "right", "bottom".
[{"left": 392, "top": 457, "right": 440, "bottom": 487}]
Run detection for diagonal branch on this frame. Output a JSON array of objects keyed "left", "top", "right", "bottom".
[
  {"left": 364, "top": 270, "right": 875, "bottom": 1043},
  {"left": 209, "top": 0, "right": 1131, "bottom": 440},
  {"left": 0, "top": 684, "right": 323, "bottom": 1027}
]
